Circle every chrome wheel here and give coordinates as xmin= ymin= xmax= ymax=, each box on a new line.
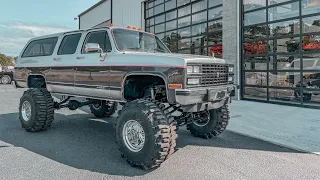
xmin=92 ymin=101 xmax=102 ymax=109
xmin=193 ymin=111 xmax=210 ymax=127
xmin=21 ymin=101 xmax=32 ymax=122
xmin=1 ymin=76 xmax=10 ymax=84
xmin=122 ymin=120 xmax=145 ymax=152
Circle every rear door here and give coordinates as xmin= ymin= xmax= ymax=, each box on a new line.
xmin=48 ymin=33 xmax=83 ymax=94
xmin=74 ymin=30 xmax=112 ymax=98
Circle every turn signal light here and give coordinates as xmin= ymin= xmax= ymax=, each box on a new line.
xmin=109 ymin=23 xmax=113 ymax=27
xmin=127 ymin=25 xmax=131 ymax=28
xmin=149 ymin=32 xmax=153 ymax=34
xmin=132 ymin=27 xmax=136 ymax=30
xmin=138 ymin=28 xmax=141 ymax=30
xmin=168 ymin=84 xmax=182 ymax=89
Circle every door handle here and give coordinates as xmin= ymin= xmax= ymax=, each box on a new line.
xmin=76 ymin=56 xmax=85 ymax=60
xmin=53 ymin=58 xmax=60 ymax=61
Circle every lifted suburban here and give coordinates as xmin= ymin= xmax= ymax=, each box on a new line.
xmin=13 ymin=26 xmax=236 ymax=169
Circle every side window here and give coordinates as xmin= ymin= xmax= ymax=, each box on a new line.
xmin=22 ymin=37 xmax=58 ymax=57
xmin=82 ymin=31 xmax=112 ymax=53
xmin=58 ymin=33 xmax=82 ymax=55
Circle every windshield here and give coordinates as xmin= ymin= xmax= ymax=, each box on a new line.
xmin=112 ymin=29 xmax=170 ymax=53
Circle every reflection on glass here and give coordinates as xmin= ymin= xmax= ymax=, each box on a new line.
xmin=166 ymin=10 xmax=177 ymax=21
xmin=302 ymin=54 xmax=320 ymax=70
xmin=157 ymin=33 xmax=165 ymax=41
xmin=243 ymin=0 xmax=266 ymax=11
xmin=244 ymin=56 xmax=269 ymax=70
xmin=303 ymin=35 xmax=320 ymax=51
xmin=178 ymin=49 xmax=191 ymax=54
xmin=207 ymin=20 xmax=222 ymax=32
xmin=244 ymin=9 xmax=266 ymax=26
xmin=244 ymin=25 xmax=268 ymax=41
xmin=165 ymin=0 xmax=176 ymax=11
xmin=302 ymin=0 xmax=320 ymax=16
xmin=148 ymin=8 xmax=154 ymax=18
xmin=207 ymin=31 xmax=223 ymax=45
xmin=150 ymin=18 xmax=155 ymax=26
xmin=191 ymin=47 xmax=208 ymax=55
xmin=302 ymin=72 xmax=320 ymax=89
xmin=178 ymin=16 xmax=191 ymax=28
xmin=269 ymin=55 xmax=300 ymax=71
xmin=208 ymin=6 xmax=223 ymax=20
xmin=155 ymin=23 xmax=165 ymax=33
xmin=192 ymin=11 xmax=207 ymax=24
xmin=268 ymin=2 xmax=299 ymax=22
xmin=192 ymin=0 xmax=207 ymax=13
xmin=245 ymin=72 xmax=268 ymax=86
xmin=302 ymin=15 xmax=320 ymax=34
xmin=177 ymin=0 xmax=190 ymax=7
xmin=155 ymin=0 xmax=164 ymax=6
xmin=166 ymin=20 xmax=177 ymax=31
xmin=244 ymin=40 xmax=267 ymax=55
xmin=191 ymin=36 xmax=207 ymax=47
xmin=178 ymin=38 xmax=191 ymax=49
xmin=269 ymin=88 xmax=299 ymax=103
xmin=244 ymin=87 xmax=267 ymax=100
xmin=178 ymin=27 xmax=191 ymax=38
xmin=165 ymin=41 xmax=178 ymax=52
xmin=269 ymin=37 xmax=300 ymax=53
xmin=209 ymin=0 xmax=222 ymax=8
xmin=269 ymin=71 xmax=300 ymax=87
xmin=209 ymin=45 xmax=222 ymax=57
xmin=178 ymin=5 xmax=191 ymax=17
xmin=268 ymin=0 xmax=291 ymax=5
xmin=192 ymin=23 xmax=207 ymax=36
xmin=155 ymin=14 xmax=165 ymax=24
xmin=269 ymin=19 xmax=300 ymax=37
xmin=165 ymin=30 xmax=179 ymax=41
xmin=154 ymin=4 xmax=164 ymax=15
xmin=147 ymin=1 xmax=154 ymax=9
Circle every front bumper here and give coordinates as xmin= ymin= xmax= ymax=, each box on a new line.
xmin=175 ymin=83 xmax=235 ymax=103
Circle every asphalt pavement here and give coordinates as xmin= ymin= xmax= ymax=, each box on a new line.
xmin=0 ymin=84 xmax=320 ymax=180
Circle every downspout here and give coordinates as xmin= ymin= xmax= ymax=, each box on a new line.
xmin=111 ymin=0 xmax=113 ymax=23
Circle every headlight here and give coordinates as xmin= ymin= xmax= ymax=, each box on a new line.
xmin=228 ymin=76 xmax=233 ymax=82
xmin=187 ymin=66 xmax=200 ymax=74
xmin=187 ymin=78 xmax=200 ymax=85
xmin=229 ymin=66 xmax=234 ymax=73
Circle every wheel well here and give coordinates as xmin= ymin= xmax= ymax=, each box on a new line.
xmin=28 ymin=75 xmax=46 ymax=88
xmin=123 ymin=75 xmax=167 ymax=101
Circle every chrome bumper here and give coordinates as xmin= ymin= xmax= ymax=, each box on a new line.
xmin=175 ymin=85 xmax=236 ymax=112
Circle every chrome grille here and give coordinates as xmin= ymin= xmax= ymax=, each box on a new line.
xmin=201 ymin=64 xmax=229 ymax=86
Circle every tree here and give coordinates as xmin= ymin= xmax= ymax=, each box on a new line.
xmin=0 ymin=53 xmax=15 ymax=66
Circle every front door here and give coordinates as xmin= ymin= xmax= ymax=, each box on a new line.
xmin=74 ymin=30 xmax=112 ymax=99
xmin=48 ymin=33 xmax=83 ymax=94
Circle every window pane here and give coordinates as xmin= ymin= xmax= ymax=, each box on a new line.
xmin=244 ymin=9 xmax=266 ymax=26
xmin=178 ymin=5 xmax=191 ymax=17
xmin=165 ymin=41 xmax=178 ymax=52
xmin=302 ymin=1 xmax=320 ymax=16
xmin=208 ymin=6 xmax=223 ymax=20
xmin=303 ymin=35 xmax=320 ymax=51
xmin=244 ymin=40 xmax=267 ymax=55
xmin=84 ymin=31 xmax=107 ymax=53
xmin=303 ymin=88 xmax=320 ymax=106
xmin=302 ymin=54 xmax=320 ymax=70
xmin=244 ymin=87 xmax=267 ymax=100
xmin=22 ymin=37 xmax=58 ymax=57
xmin=155 ymin=0 xmax=164 ymax=6
xmin=154 ymin=4 xmax=164 ymax=15
xmin=268 ymin=0 xmax=291 ymax=5
xmin=209 ymin=0 xmax=222 ymax=8
xmin=178 ymin=27 xmax=191 ymax=38
xmin=192 ymin=11 xmax=207 ymax=24
xmin=166 ymin=20 xmax=177 ymax=31
xmin=177 ymin=0 xmax=190 ymax=7
xmin=155 ymin=23 xmax=165 ymax=33
xmin=149 ymin=26 xmax=155 ymax=33
xmin=157 ymin=33 xmax=165 ymax=42
xmin=269 ymin=19 xmax=300 ymax=37
xmin=208 ymin=20 xmax=222 ymax=32
xmin=192 ymin=0 xmax=207 ymax=13
xmin=243 ymin=0 xmax=266 ymax=12
xmin=165 ymin=30 xmax=179 ymax=41
xmin=192 ymin=23 xmax=207 ymax=36
xmin=166 ymin=10 xmax=177 ymax=21
xmin=207 ymin=31 xmax=223 ymax=45
xmin=245 ymin=72 xmax=268 ymax=86
xmin=149 ymin=8 xmax=154 ymax=17
xmin=269 ymin=71 xmax=300 ymax=87
xmin=302 ymin=15 xmax=320 ymax=34
xmin=269 ymin=88 xmax=300 ymax=103
xmin=243 ymin=25 xmax=268 ymax=41
xmin=269 ymin=55 xmax=300 ymax=71
xmin=178 ymin=38 xmax=191 ymax=49
xmin=165 ymin=0 xmax=177 ymax=11
xmin=178 ymin=16 xmax=191 ymax=28
xmin=209 ymin=45 xmax=223 ymax=57
xmin=303 ymin=72 xmax=320 ymax=89
xmin=155 ymin=14 xmax=165 ymax=24
xmin=178 ymin=49 xmax=191 ymax=54
xmin=148 ymin=1 xmax=154 ymax=9
xmin=269 ymin=37 xmax=300 ymax=53
xmin=268 ymin=2 xmax=299 ymax=22
xmin=244 ymin=56 xmax=269 ymax=70
xmin=150 ymin=18 xmax=155 ymax=26
xmin=58 ymin=33 xmax=82 ymax=55
xmin=191 ymin=47 xmax=208 ymax=55
xmin=191 ymin=35 xmax=207 ymax=47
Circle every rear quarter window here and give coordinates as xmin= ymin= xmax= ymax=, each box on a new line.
xmin=22 ymin=37 xmax=58 ymax=57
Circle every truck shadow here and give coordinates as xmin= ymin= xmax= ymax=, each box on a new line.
xmin=0 ymin=111 xmax=302 ymax=177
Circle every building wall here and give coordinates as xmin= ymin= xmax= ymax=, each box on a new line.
xmin=79 ymin=0 xmax=111 ymax=29
xmin=113 ymin=0 xmax=144 ymax=28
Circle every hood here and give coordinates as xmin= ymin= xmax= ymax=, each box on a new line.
xmin=122 ymin=51 xmax=227 ymax=64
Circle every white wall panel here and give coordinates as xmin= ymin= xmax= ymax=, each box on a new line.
xmin=79 ymin=0 xmax=111 ymax=29
xmin=112 ymin=0 xmax=144 ymax=29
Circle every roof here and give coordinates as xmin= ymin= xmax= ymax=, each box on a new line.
xmin=78 ymin=0 xmax=107 ymax=17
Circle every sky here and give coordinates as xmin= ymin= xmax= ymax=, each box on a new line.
xmin=0 ymin=0 xmax=100 ymax=56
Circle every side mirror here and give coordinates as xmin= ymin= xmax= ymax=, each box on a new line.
xmin=84 ymin=43 xmax=103 ymax=53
